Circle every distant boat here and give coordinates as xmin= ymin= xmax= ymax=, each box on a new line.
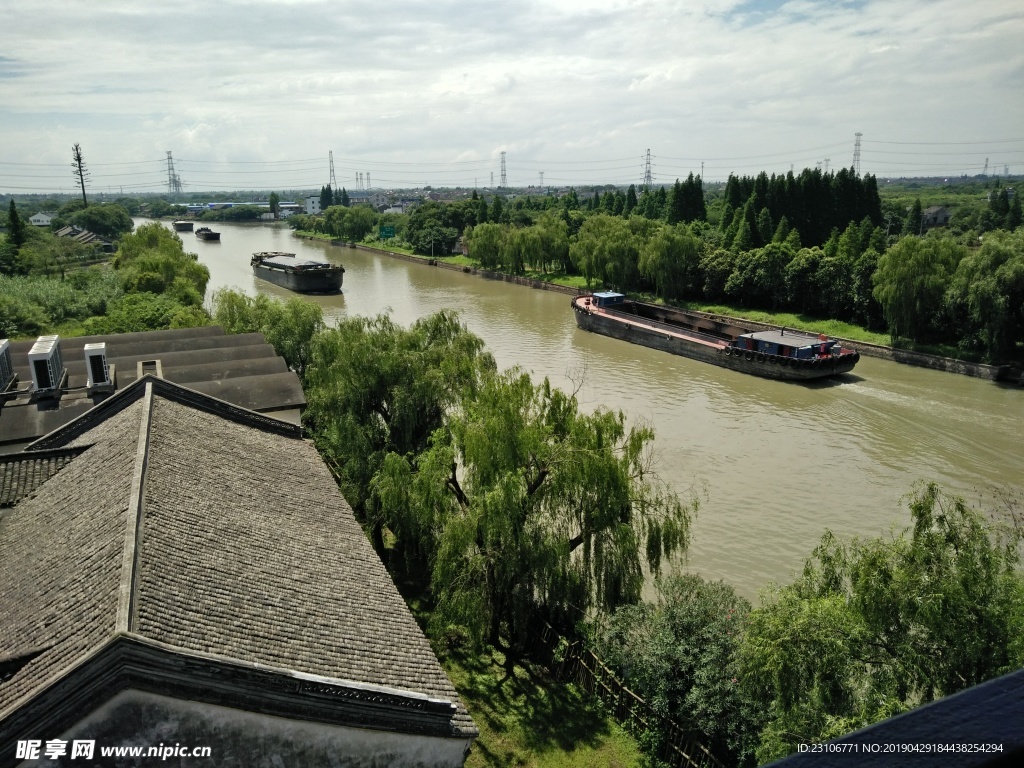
xmin=250 ymin=252 xmax=344 ymax=293
xmin=572 ymin=293 xmax=860 ymax=381
xmin=195 ymin=227 xmax=221 ymax=241
xmin=172 ymin=220 xmax=193 ymax=232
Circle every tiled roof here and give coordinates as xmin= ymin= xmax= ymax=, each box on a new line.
xmin=0 ymin=377 xmax=474 ymax=737
xmin=0 ymin=447 xmax=87 ymax=507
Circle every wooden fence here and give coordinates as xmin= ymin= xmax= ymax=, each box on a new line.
xmin=530 ymin=621 xmax=726 ymax=768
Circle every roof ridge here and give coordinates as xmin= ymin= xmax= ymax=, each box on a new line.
xmin=28 ymin=375 xmax=303 ymax=451
xmin=116 ymin=381 xmax=154 ymax=633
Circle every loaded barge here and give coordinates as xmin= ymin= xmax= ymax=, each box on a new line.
xmin=572 ymin=293 xmax=859 ymax=381
xmin=251 ymin=252 xmax=344 ymax=293
xmin=195 ymin=226 xmax=221 ymax=241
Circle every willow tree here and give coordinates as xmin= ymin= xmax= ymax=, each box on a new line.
xmin=303 ymin=311 xmax=495 ymax=557
xmin=872 ymin=235 xmax=965 ymax=344
xmin=373 ymin=368 xmax=696 ymax=648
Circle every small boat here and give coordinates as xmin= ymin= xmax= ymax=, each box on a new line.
xmin=172 ymin=220 xmax=193 ymax=232
xmin=251 ymin=252 xmax=344 ymax=293
xmin=571 ymin=292 xmax=859 ymax=381
xmin=195 ymin=227 xmax=221 ymax=241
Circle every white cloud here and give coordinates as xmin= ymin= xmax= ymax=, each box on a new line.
xmin=0 ymin=0 xmax=1021 ymax=191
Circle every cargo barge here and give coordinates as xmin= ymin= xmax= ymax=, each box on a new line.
xmin=172 ymin=220 xmax=193 ymax=232
xmin=195 ymin=227 xmax=221 ymax=241
xmin=251 ymin=252 xmax=344 ymax=293
xmin=572 ymin=293 xmax=859 ymax=381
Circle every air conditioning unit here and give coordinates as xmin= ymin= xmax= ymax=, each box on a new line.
xmin=84 ymin=343 xmax=111 ymax=387
xmin=0 ymin=339 xmax=15 ymax=391
xmin=28 ymin=335 xmax=65 ymax=394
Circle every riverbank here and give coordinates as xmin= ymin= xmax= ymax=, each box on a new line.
xmin=295 ymin=234 xmax=1018 ymax=383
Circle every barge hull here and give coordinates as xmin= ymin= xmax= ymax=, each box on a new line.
xmin=252 ymin=265 xmax=343 ymax=293
xmin=572 ymin=299 xmax=857 ymax=381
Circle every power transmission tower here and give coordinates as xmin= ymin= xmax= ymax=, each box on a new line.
xmin=824 ymin=158 xmax=830 ymax=174
xmin=490 ymin=172 xmax=494 ymax=188
xmin=367 ymin=172 xmax=371 ymax=189
xmin=500 ymin=151 xmax=507 ymax=187
xmin=165 ymin=151 xmax=182 ymax=196
xmin=643 ymin=149 xmax=653 ymax=188
xmin=853 ymin=132 xmax=862 ymax=175
xmin=166 ymin=151 xmax=175 ymax=196
xmin=982 ymin=158 xmax=989 ymax=176
xmin=1005 ymin=165 xmax=1010 ymax=177
xmin=72 ymin=143 xmax=90 ymax=207
xmin=329 ymin=151 xmax=338 ymax=189
xmin=539 ymin=171 xmax=544 ymax=188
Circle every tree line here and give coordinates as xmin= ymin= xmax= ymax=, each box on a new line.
xmin=1 ymin=218 xmax=210 ymax=339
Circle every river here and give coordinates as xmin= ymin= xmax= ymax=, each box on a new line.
xmin=165 ymin=220 xmax=1024 ymax=601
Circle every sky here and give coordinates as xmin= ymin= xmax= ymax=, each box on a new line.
xmin=1 ymin=0 xmax=1022 ymax=194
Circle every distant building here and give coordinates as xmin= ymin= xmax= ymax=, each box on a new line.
xmin=28 ymin=211 xmax=55 ymax=227
xmin=348 ymin=191 xmax=389 ymax=209
xmin=922 ymin=205 xmax=951 ymax=229
xmin=53 ymin=224 xmax=113 ymax=252
xmin=305 ymin=196 xmax=321 ymax=215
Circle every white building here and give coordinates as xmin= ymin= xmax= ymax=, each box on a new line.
xmin=305 ymin=196 xmax=322 ymax=215
xmin=29 ymin=211 xmax=56 ymax=227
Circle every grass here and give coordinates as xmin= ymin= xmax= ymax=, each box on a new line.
xmin=445 ymin=646 xmax=643 ymax=768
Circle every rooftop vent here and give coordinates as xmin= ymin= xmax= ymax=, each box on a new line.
xmin=0 ymin=339 xmax=14 ymax=392
xmin=28 ymin=335 xmax=66 ymax=395
xmin=137 ymin=359 xmax=163 ymax=379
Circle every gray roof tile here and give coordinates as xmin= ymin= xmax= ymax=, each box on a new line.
xmin=0 ymin=377 xmax=475 ymax=737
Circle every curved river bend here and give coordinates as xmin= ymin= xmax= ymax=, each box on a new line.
xmin=167 ymin=221 xmax=1024 ymax=601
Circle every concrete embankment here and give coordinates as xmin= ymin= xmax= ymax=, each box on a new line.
xmin=307 ymin=237 xmax=1015 ymax=383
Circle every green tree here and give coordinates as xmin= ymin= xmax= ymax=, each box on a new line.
xmin=19 ymin=236 xmax=91 ymax=280
xmin=1007 ymin=195 xmax=1022 ymax=230
xmin=873 ymin=236 xmax=965 ymax=343
xmin=535 ymin=212 xmax=570 ymax=274
xmin=466 ymin=223 xmax=505 ymax=269
xmin=212 ymin=289 xmax=325 ymax=378
xmin=490 ymin=194 xmax=505 ymax=224
xmin=115 ymin=222 xmax=210 ymax=299
xmin=69 ymin=203 xmax=133 ymax=239
xmin=785 ymin=247 xmax=823 ymax=315
xmin=596 ymin=575 xmax=761 ymax=766
xmin=83 ymin=292 xmax=210 ymax=334
xmin=303 ymin=312 xmax=496 ymax=554
xmin=373 ymin=369 xmax=695 ymax=647
xmin=945 ymin=228 xmax=1024 ymax=361
xmin=639 ymin=224 xmax=702 ymax=300
xmin=903 ymin=198 xmax=923 ymax=236
xmin=500 ymin=226 xmax=542 ymax=274
xmin=725 ymin=243 xmax=792 ymax=309
xmin=699 ymin=248 xmax=736 ymax=301
xmin=7 ymin=200 xmax=27 ymax=249
xmin=269 ymin=192 xmax=280 ymax=219
xmin=741 ymin=483 xmax=1024 ymax=763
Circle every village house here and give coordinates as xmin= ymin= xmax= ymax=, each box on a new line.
xmin=27 ymin=212 xmax=55 ymax=227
